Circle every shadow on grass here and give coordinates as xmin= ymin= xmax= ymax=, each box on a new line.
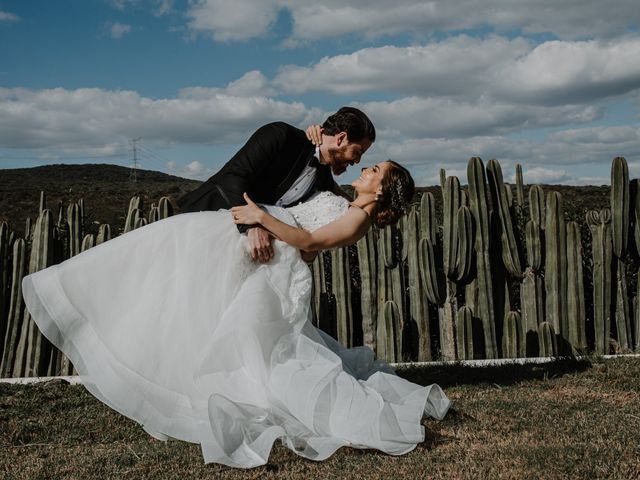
xmin=395 ymin=357 xmax=593 ymax=388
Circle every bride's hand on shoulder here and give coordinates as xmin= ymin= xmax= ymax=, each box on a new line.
xmin=305 ymin=124 xmax=323 ymax=146
xmin=231 ymin=193 xmax=265 ymax=225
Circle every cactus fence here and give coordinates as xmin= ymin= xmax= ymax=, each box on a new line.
xmin=1 ymin=157 xmax=639 ymax=378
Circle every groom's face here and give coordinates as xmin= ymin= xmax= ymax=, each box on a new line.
xmin=325 ymin=132 xmax=372 ymax=176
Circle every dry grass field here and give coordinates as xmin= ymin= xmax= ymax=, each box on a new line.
xmin=1 ymin=357 xmax=638 ymax=480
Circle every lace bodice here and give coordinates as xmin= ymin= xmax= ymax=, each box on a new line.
xmin=285 ymin=191 xmax=350 ymax=231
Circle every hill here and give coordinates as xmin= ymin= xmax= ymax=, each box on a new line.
xmin=0 ymin=164 xmax=201 ymax=236
xmin=0 ymin=164 xmax=612 ymax=238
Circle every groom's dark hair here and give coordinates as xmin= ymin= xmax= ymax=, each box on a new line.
xmin=322 ymin=107 xmax=376 ymax=143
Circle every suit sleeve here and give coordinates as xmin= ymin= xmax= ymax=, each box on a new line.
xmin=219 ymin=123 xmax=289 ymax=233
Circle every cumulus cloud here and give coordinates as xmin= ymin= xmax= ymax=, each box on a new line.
xmin=166 ymin=159 xmax=214 ymax=180
xmin=0 ymin=87 xmax=320 ymax=150
xmin=186 ymin=0 xmax=280 ymax=41
xmin=185 ymin=0 xmax=640 ymax=43
xmin=179 ymin=71 xmax=276 ymax=98
xmin=0 ymin=11 xmax=19 ymax=22
xmin=273 ymin=35 xmax=640 ymax=106
xmin=109 ymin=22 xmax=132 ymax=39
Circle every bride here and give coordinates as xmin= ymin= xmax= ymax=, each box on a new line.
xmin=22 ymin=159 xmax=450 ymax=468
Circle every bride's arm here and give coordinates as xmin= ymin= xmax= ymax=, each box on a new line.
xmin=231 ymin=193 xmax=370 ymax=251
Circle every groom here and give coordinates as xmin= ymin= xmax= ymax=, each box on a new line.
xmin=177 ymin=106 xmax=376 ymax=263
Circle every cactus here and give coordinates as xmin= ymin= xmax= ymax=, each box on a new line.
xmin=636 ymin=267 xmax=640 ymax=352
xmin=419 ymin=192 xmax=437 ymax=243
xmin=96 ymin=224 xmax=111 ymax=245
xmin=24 ymin=217 xmax=32 ymax=239
xmin=538 ymin=321 xmax=557 ymax=357
xmin=566 ymin=221 xmax=586 ymax=352
xmin=439 ymin=168 xmax=446 ymax=191
xmin=81 ymin=233 xmax=95 ymax=252
xmin=529 ymin=185 xmax=545 ymax=229
xmin=377 ymin=300 xmax=399 ymax=363
xmin=456 ymin=306 xmax=474 ymax=360
xmin=310 ymin=253 xmax=326 ymax=328
xmin=611 ymin=157 xmax=629 ymax=259
xmin=442 ymin=176 xmax=461 ymax=279
xmin=487 ymin=159 xmax=522 ymax=278
xmin=134 ymin=215 xmax=147 ymax=230
xmin=467 ymin=157 xmax=497 ymax=358
xmin=0 ymin=239 xmax=26 ymax=377
xmin=587 ymin=209 xmax=613 ymax=354
xmin=455 ymin=206 xmax=474 ymax=282
xmin=331 ymin=247 xmax=353 ymax=347
xmin=317 ymin=291 xmax=336 ymax=338
xmin=158 ymin=197 xmax=174 ymax=220
xmin=610 ymin=157 xmax=632 ymax=351
xmin=0 ymin=223 xmax=9 ymax=356
xmin=525 ymin=220 xmax=543 ymax=271
xmin=419 ymin=237 xmax=443 ymax=305
xmin=404 ymin=207 xmax=431 ymax=360
xmin=521 ymin=270 xmax=543 ymax=356
xmin=39 ymin=191 xmax=46 ymax=214
xmin=124 ymin=196 xmax=143 ymax=233
xmin=67 ymin=202 xmax=82 ymax=257
xmin=502 ymin=311 xmax=522 ymax=358
xmin=148 ymin=204 xmax=159 ymax=223
xmin=357 ymin=229 xmax=377 ymax=350
xmin=544 ymin=192 xmax=567 ymax=348
xmin=17 ymin=210 xmax=54 ymax=376
xmin=515 ymin=164 xmax=525 ymax=207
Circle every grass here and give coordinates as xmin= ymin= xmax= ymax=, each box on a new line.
xmin=1 ymin=357 xmax=639 ymax=479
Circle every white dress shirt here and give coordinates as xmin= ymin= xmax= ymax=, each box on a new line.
xmin=275 ymin=147 xmax=320 ymax=207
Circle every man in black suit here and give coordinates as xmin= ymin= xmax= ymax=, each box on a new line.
xmin=177 ymin=106 xmax=376 ymax=263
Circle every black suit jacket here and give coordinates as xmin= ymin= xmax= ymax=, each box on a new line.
xmin=177 ymin=122 xmax=337 ymax=232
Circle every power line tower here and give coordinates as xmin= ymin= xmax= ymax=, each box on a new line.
xmin=129 ymin=137 xmax=141 ymax=182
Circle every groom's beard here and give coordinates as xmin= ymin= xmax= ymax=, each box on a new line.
xmin=326 ymin=146 xmax=349 ymax=176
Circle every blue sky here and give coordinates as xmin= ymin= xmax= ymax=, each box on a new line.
xmin=1 ymin=0 xmax=639 ymax=186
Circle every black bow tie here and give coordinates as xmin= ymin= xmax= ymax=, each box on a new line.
xmin=308 ymin=156 xmax=321 ymax=168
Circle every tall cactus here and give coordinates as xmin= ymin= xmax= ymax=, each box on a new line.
xmin=158 ymin=197 xmax=174 ymax=220
xmin=529 ymin=185 xmax=545 ymax=230
xmin=404 ymin=207 xmax=431 ymax=361
xmin=357 ymin=229 xmax=377 ymax=351
xmin=456 ymin=305 xmax=474 ymax=360
xmin=17 ymin=210 xmax=55 ymax=376
xmin=502 ymin=311 xmax=522 ymax=358
xmin=377 ymin=300 xmax=399 ymax=363
xmin=0 ymin=223 xmax=9 ymax=358
xmin=67 ymin=202 xmax=82 ymax=257
xmin=487 ymin=159 xmax=522 ymax=278
xmin=0 ymin=239 xmax=26 ymax=377
xmin=610 ymin=157 xmax=632 ymax=351
xmin=538 ymin=321 xmax=557 ymax=357
xmin=330 ymin=247 xmax=353 ymax=347
xmin=420 ymin=192 xmax=437 ymax=243
xmin=124 ymin=196 xmax=143 ymax=233
xmin=96 ymin=224 xmax=111 ymax=245
xmin=467 ymin=157 xmax=497 ymax=358
xmin=566 ymin=221 xmax=586 ymax=352
xmin=544 ymin=192 xmax=567 ymax=350
xmin=587 ymin=209 xmax=613 ymax=354
xmin=455 ymin=206 xmax=474 ymax=282
xmin=515 ymin=164 xmax=525 ymax=208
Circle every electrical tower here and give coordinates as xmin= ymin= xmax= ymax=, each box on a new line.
xmin=129 ymin=137 xmax=141 ymax=182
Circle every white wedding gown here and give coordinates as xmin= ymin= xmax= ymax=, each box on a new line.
xmin=22 ymin=191 xmax=450 ymax=468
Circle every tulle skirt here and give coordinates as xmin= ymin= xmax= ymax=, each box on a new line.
xmin=22 ymin=207 xmax=450 ymax=468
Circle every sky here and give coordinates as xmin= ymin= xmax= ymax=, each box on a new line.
xmin=1 ymin=0 xmax=639 ymax=186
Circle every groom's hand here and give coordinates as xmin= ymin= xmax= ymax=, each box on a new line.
xmin=247 ymin=227 xmax=274 ymax=263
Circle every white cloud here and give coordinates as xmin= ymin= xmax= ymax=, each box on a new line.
xmin=184 ymin=1 xmax=640 ymax=43
xmin=274 ymin=35 xmax=530 ymax=96
xmin=0 ymin=87 xmax=320 ymax=150
xmin=0 ymin=11 xmax=19 ymax=22
xmin=520 ymin=167 xmax=570 ymax=184
xmin=186 ymin=0 xmax=280 ymax=41
xmin=273 ymin=35 xmax=640 ymax=106
xmin=179 ymin=71 xmax=276 ymax=98
xmin=358 ymin=96 xmax=602 ymax=138
xmin=109 ymin=22 xmax=132 ymax=39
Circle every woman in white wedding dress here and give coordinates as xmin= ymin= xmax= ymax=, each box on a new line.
xmin=21 ymin=160 xmax=450 ymax=468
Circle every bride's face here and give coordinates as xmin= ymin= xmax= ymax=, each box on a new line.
xmin=351 ymin=161 xmax=392 ymax=195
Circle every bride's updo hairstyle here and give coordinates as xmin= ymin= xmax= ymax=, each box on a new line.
xmin=375 ymin=161 xmax=415 ymax=228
